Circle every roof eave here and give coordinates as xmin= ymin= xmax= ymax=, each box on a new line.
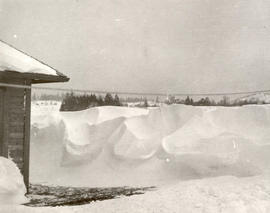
xmin=32 ymin=75 xmax=70 ymax=84
xmin=0 ymin=70 xmax=70 ymax=84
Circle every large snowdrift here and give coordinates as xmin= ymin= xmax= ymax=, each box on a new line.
xmin=30 ymin=104 xmax=270 ymax=187
xmin=0 ymin=157 xmax=28 ymax=205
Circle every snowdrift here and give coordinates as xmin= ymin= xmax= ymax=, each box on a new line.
xmin=30 ymin=104 xmax=270 ymax=187
xmin=0 ymin=157 xmax=28 ymax=205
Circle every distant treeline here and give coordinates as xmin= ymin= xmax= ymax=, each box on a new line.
xmin=33 ymin=92 xmax=268 ymax=110
xmin=166 ymin=95 xmax=268 ymax=106
xmin=32 ymin=93 xmax=64 ymax=101
xmin=60 ymin=92 xmax=122 ymax=111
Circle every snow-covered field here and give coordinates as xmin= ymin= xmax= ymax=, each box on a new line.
xmin=1 ymin=101 xmax=270 ymax=212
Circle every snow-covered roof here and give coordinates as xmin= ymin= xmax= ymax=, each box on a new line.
xmin=0 ymin=40 xmax=69 ymax=83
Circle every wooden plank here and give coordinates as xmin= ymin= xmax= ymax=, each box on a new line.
xmin=8 ymin=138 xmax=24 ymax=146
xmin=23 ymin=86 xmax=31 ymax=192
xmin=9 ymin=93 xmax=24 ymax=98
xmin=2 ymin=88 xmax=9 ymax=158
xmin=9 ymin=92 xmax=25 ymax=98
xmin=8 ymin=98 xmax=25 ymax=105
xmin=9 ymin=109 xmax=25 ymax=115
xmin=0 ymin=78 xmax=26 ymax=85
xmin=0 ymin=89 xmax=4 ymax=156
xmin=9 ymin=108 xmax=25 ymax=114
xmin=9 ymin=132 xmax=24 ymax=139
xmin=8 ymin=144 xmax=23 ymax=150
xmin=9 ymin=121 xmax=25 ymax=126
xmin=9 ymin=113 xmax=25 ymax=122
xmin=9 ymin=148 xmax=23 ymax=157
xmin=9 ymin=102 xmax=24 ymax=107
xmin=9 ymin=98 xmax=25 ymax=104
xmin=9 ymin=125 xmax=24 ymax=133
xmin=7 ymin=87 xmax=25 ymax=92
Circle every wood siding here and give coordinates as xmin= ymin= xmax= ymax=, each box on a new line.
xmin=0 ymin=88 xmax=5 ymax=156
xmin=0 ymin=79 xmax=31 ymax=190
xmin=23 ymin=87 xmax=31 ymax=191
xmin=7 ymin=87 xmax=25 ymax=172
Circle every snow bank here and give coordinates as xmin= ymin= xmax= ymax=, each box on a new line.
xmin=30 ymin=104 xmax=270 ymax=187
xmin=65 ymin=175 xmax=270 ymax=213
xmin=0 ymin=157 xmax=28 ymax=205
xmin=5 ymin=175 xmax=270 ymax=213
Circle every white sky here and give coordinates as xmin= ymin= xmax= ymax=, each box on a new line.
xmin=0 ymin=0 xmax=270 ymax=94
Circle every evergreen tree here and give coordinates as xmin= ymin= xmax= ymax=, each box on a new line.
xmin=143 ymin=98 xmax=149 ymax=108
xmin=155 ymin=96 xmax=160 ymax=104
xmin=97 ymin=95 xmax=104 ymax=106
xmin=210 ymin=99 xmax=217 ymax=106
xmin=185 ymin=96 xmax=191 ymax=105
xmin=104 ymin=93 xmax=114 ymax=105
xmin=204 ymin=97 xmax=211 ymax=106
xmin=114 ymin=94 xmax=121 ymax=106
xmin=168 ymin=95 xmax=176 ymax=104
xmin=190 ymin=98 xmax=194 ymax=105
xmin=218 ymin=96 xmax=230 ymax=106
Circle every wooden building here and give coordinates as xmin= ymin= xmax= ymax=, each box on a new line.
xmin=0 ymin=40 xmax=69 ymax=190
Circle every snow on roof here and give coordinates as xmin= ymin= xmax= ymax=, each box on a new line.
xmin=0 ymin=40 xmax=67 ymax=79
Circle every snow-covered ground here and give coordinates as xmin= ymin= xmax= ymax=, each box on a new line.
xmin=2 ymin=175 xmax=270 ymax=213
xmin=1 ymin=102 xmax=270 ymax=212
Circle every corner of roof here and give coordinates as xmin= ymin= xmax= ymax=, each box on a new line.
xmin=0 ymin=39 xmax=69 ymax=79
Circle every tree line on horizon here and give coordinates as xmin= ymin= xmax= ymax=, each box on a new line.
xmin=166 ymin=95 xmax=268 ymax=106
xmin=59 ymin=92 xmax=122 ymax=111
xmin=32 ymin=92 xmax=268 ymax=111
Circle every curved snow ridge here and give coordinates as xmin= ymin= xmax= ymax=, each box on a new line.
xmin=109 ymin=115 xmax=162 ymax=160
xmin=161 ymin=113 xmax=224 ymax=155
xmin=61 ymin=117 xmax=126 ymax=166
xmin=30 ymin=104 xmax=270 ymax=186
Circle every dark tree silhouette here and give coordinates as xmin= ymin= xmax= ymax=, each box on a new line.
xmin=143 ymin=98 xmax=149 ymax=108
xmin=104 ymin=93 xmax=114 ymax=105
xmin=184 ymin=96 xmax=191 ymax=105
xmin=60 ymin=92 xmax=123 ymax=111
xmin=114 ymin=94 xmax=121 ymax=106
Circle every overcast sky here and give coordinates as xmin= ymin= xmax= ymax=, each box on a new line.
xmin=0 ymin=0 xmax=270 ymax=94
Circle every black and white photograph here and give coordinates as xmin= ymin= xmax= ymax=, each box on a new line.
xmin=0 ymin=0 xmax=270 ymax=212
